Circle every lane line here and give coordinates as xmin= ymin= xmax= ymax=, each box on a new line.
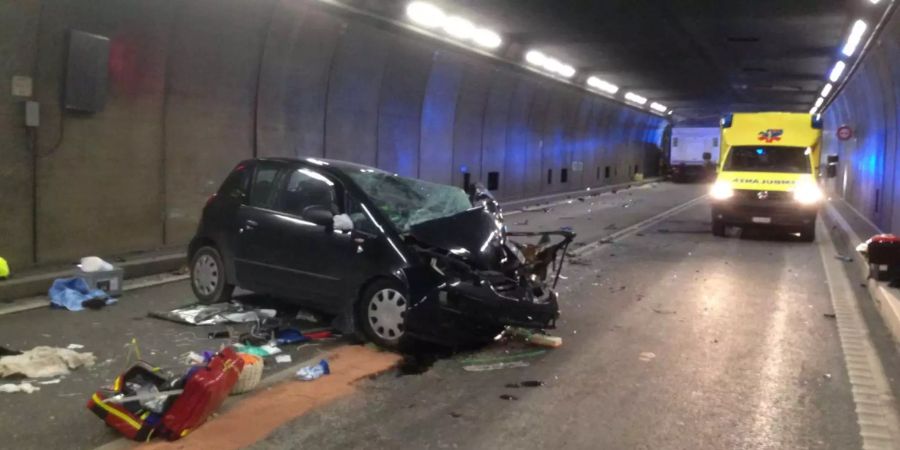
xmin=818 ymin=219 xmax=900 ymax=450
xmin=570 ymin=194 xmax=709 ymax=257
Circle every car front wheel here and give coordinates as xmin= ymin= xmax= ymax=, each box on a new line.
xmin=190 ymin=246 xmax=235 ymax=305
xmin=358 ymin=280 xmax=409 ymax=349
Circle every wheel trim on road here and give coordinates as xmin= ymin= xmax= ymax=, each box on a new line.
xmin=193 ymin=254 xmax=219 ymax=296
xmin=368 ymin=288 xmax=407 ymax=340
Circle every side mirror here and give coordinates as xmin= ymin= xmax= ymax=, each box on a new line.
xmin=702 ymin=152 xmax=712 ymax=161
xmin=302 ymin=206 xmax=334 ymax=228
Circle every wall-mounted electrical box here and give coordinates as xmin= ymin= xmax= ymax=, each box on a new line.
xmin=64 ymin=30 xmax=110 ymax=112
xmin=25 ymin=101 xmax=39 ymax=127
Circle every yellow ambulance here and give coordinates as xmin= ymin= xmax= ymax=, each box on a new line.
xmin=710 ymin=112 xmax=824 ymax=241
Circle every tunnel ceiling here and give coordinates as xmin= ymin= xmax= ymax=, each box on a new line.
xmin=346 ymin=0 xmax=861 ymax=126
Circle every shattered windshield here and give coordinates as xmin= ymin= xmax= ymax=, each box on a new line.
xmin=348 ymin=170 xmax=473 ymax=231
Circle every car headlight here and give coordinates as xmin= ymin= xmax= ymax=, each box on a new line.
xmin=710 ymin=180 xmax=734 ymax=200
xmin=793 ymin=182 xmax=823 ymax=205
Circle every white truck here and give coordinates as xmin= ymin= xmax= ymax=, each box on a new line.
xmin=670 ymin=127 xmax=719 ymax=182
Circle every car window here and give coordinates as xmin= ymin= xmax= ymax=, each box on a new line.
xmin=347 ymin=195 xmax=380 ymax=235
xmin=248 ymin=163 xmax=281 ymax=209
xmin=274 ymin=167 xmax=339 ymax=217
xmin=218 ymin=162 xmax=251 ymax=202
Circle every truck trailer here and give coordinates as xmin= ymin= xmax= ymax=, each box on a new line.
xmin=669 ymin=127 xmax=719 ymax=182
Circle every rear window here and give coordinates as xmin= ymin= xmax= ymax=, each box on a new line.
xmin=724 ymin=146 xmax=811 ymax=174
xmin=218 ymin=162 xmax=251 ymax=201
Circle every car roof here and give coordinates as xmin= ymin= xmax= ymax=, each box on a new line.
xmin=255 ymin=157 xmax=384 ymax=176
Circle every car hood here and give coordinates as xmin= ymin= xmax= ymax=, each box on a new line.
xmin=408 ymin=207 xmax=505 ymax=270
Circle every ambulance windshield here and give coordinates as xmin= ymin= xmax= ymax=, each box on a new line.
xmin=724 ymin=146 xmax=811 ymax=174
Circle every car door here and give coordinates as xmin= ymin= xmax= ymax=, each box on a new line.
xmin=266 ymin=165 xmax=369 ymax=304
xmin=233 ymin=161 xmax=289 ymax=292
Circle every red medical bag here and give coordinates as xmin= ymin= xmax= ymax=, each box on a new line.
xmin=868 ymin=234 xmax=900 ymax=265
xmin=156 ymin=346 xmax=244 ymax=440
xmin=87 ymin=361 xmax=172 ymax=441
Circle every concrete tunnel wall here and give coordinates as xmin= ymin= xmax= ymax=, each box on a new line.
xmin=0 ymin=0 xmax=667 ymax=270
xmin=824 ymin=8 xmax=900 ymax=233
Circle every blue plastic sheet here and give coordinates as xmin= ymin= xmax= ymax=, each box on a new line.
xmin=48 ymin=277 xmax=114 ymax=311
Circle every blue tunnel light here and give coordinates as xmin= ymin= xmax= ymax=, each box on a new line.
xmin=756 ymin=148 xmax=765 ymax=155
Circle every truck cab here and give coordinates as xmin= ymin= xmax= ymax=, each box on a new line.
xmin=710 ymin=112 xmax=825 ymax=242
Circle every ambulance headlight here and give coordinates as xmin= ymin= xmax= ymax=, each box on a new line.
xmin=793 ymin=182 xmax=823 ymax=205
xmin=710 ymin=180 xmax=734 ymax=200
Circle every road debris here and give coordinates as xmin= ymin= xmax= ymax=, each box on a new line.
xmin=149 ymin=302 xmax=276 ymax=326
xmin=834 ymin=255 xmax=854 ymax=263
xmin=823 ymin=313 xmax=836 ymax=319
xmin=499 ymin=394 xmax=519 ymax=401
xmin=0 ymin=346 xmax=96 ymax=378
xmin=296 ymin=359 xmax=330 ymax=381
xmin=463 ymin=361 xmax=530 ymax=372
xmin=275 ymin=354 xmax=293 ymax=364
xmin=0 ymin=381 xmax=40 ymax=394
xmin=505 ymin=327 xmax=563 ymax=348
xmin=48 ymin=277 xmax=115 ymax=311
xmin=639 ymin=352 xmax=656 ymax=362
xmin=652 ymin=308 xmax=677 ymax=315
xmin=232 ymin=353 xmax=263 ymax=395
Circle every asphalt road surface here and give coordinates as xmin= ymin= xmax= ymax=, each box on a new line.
xmin=4 ymin=182 xmax=900 ymax=450
xmin=252 ymin=183 xmax=900 ymax=450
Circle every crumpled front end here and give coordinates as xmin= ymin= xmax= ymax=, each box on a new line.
xmin=403 ymin=228 xmax=574 ymax=344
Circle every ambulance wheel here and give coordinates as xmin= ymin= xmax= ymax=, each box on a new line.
xmin=712 ymin=219 xmax=726 ymax=237
xmin=358 ymin=279 xmax=409 ymax=350
xmin=799 ymin=223 xmax=816 ymax=242
xmin=191 ymin=246 xmax=234 ymax=305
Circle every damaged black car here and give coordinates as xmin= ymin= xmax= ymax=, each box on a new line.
xmin=189 ymin=158 xmax=574 ymax=348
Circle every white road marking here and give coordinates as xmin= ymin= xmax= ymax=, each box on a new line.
xmin=570 ymin=194 xmax=709 ymax=257
xmin=818 ymin=219 xmax=900 ymax=450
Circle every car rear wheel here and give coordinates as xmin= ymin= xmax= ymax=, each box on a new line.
xmin=358 ymin=280 xmax=409 ymax=349
xmin=712 ymin=218 xmax=726 ymax=237
xmin=190 ymin=246 xmax=235 ymax=305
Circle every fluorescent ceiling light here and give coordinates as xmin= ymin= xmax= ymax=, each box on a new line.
xmin=406 ymin=2 xmax=445 ymax=29
xmin=814 ymin=97 xmax=824 ymax=108
xmin=870 ymin=0 xmax=881 ymax=4
xmin=525 ymin=50 xmax=546 ymax=66
xmin=810 ymin=106 xmax=818 ymax=114
xmin=842 ymin=20 xmax=868 ymax=56
xmin=587 ymin=76 xmax=619 ymax=94
xmin=443 ymin=16 xmax=475 ymax=39
xmin=541 ymin=57 xmax=563 ymax=73
xmin=667 ymin=110 xmax=674 ymax=116
xmin=558 ymin=64 xmax=576 ymax=78
xmin=820 ymin=83 xmax=833 ymax=97
xmin=472 ymin=28 xmax=502 ymax=49
xmin=829 ymin=61 xmax=846 ymax=82
xmin=624 ymin=92 xmax=648 ymax=105
xmin=650 ymin=102 xmax=668 ymax=113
